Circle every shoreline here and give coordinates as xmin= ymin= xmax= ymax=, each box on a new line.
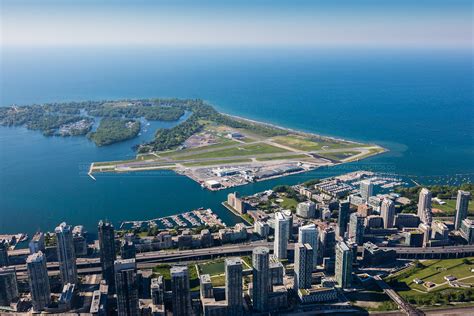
xmin=89 ymin=107 xmax=388 ymax=190
xmin=221 ymin=112 xmax=378 ymax=148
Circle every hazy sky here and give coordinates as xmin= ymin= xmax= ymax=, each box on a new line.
xmin=1 ymin=0 xmax=472 ymax=48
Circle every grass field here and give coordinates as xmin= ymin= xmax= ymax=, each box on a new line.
xmin=210 ymin=275 xmax=226 ymax=287
xmin=271 ymin=134 xmax=356 ymax=151
xmin=274 ymin=197 xmax=298 ymax=210
xmin=173 ymin=143 xmax=290 ymax=160
xmin=152 ymin=263 xmax=200 ymax=291
xmin=256 ymin=154 xmax=309 ymax=161
xmin=157 ymin=138 xmax=238 ymax=157
xmin=318 ymin=151 xmax=360 ymax=161
xmin=271 ymin=135 xmax=322 ymax=151
xmin=386 ymin=257 xmax=474 ymax=307
xmin=199 ymin=259 xmax=225 ymax=276
xmin=182 ymin=158 xmax=252 ymax=167
xmin=432 ymin=199 xmax=474 ymax=215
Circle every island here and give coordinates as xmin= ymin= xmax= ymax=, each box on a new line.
xmin=0 ymin=99 xmax=188 ymax=141
xmin=88 ymin=118 xmax=141 ymax=146
xmin=0 ymin=98 xmax=387 ymax=189
xmin=87 ymin=99 xmax=387 ymax=190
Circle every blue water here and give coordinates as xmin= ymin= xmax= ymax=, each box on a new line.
xmin=0 ymin=47 xmax=473 ymax=235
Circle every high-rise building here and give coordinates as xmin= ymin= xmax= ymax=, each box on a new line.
xmin=418 ymin=188 xmax=432 ymax=225
xmin=296 ymin=201 xmax=316 ymax=218
xmin=455 ymin=190 xmax=471 ymax=230
xmin=252 ymin=247 xmax=270 ymax=312
xmin=98 ymin=220 xmax=116 ymax=289
xmin=29 ymin=232 xmax=45 ymax=255
xmin=120 ymin=240 xmax=136 ymax=260
xmin=282 ymin=209 xmax=293 ymax=239
xmin=225 ymin=258 xmax=243 ymax=316
xmin=151 ymin=276 xmax=165 ymax=305
xmin=348 ymin=213 xmax=365 ymax=245
xmin=0 ymin=239 xmax=9 ymax=267
xmin=298 ymin=224 xmax=318 ymax=268
xmin=171 ymin=266 xmax=192 ymax=316
xmin=114 ymin=258 xmax=139 ymax=316
xmin=335 ymin=241 xmax=352 ymax=289
xmin=337 ymin=201 xmax=350 ymax=237
xmin=26 ymin=251 xmax=51 ymax=311
xmin=274 ymin=212 xmax=290 ymax=259
xmin=381 ymin=198 xmax=396 ymax=228
xmin=0 ymin=266 xmax=18 ymax=306
xmin=360 ymin=180 xmax=373 ymax=202
xmin=294 ymin=243 xmax=313 ymax=290
xmin=55 ymin=222 xmax=77 ymax=285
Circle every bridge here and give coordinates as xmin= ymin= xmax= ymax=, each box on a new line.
xmin=374 ymin=275 xmax=424 ymax=316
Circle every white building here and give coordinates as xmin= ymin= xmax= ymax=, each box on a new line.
xmin=360 ymin=180 xmax=373 ymax=202
xmin=296 ymin=201 xmax=316 ymax=218
xmin=274 ymin=212 xmax=290 ymax=259
xmin=381 ymin=198 xmax=396 ymax=228
xmin=455 ymin=190 xmax=471 ymax=230
xmin=298 ymin=224 xmax=319 ymax=267
xmin=418 ymin=188 xmax=432 ymax=225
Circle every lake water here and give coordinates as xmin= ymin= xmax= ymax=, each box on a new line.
xmin=0 ymin=47 xmax=472 ymax=235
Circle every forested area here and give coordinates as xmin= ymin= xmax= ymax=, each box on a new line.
xmin=88 ymin=118 xmax=140 ymax=146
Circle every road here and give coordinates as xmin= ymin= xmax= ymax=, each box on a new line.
xmin=12 ymin=240 xmax=274 ymax=279
xmin=10 ymin=242 xmax=474 ymax=261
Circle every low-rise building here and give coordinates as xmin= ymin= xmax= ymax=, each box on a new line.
xmin=362 ymin=242 xmax=396 ymax=266
xmin=219 ymin=224 xmax=247 ymax=244
xmin=349 ymin=195 xmax=365 ymax=206
xmin=178 ymin=230 xmax=193 ymax=250
xmin=403 ymin=230 xmax=424 ymax=247
xmin=200 ymin=229 xmax=213 ymax=248
xmin=431 ymin=221 xmax=449 ymax=241
xmin=297 ymin=286 xmax=338 ymax=304
xmin=296 ymin=201 xmax=316 ymax=219
xmin=254 ymin=221 xmax=270 ymax=238
xmin=460 ymin=218 xmax=474 ymax=244
xmin=395 ymin=214 xmax=420 ymax=229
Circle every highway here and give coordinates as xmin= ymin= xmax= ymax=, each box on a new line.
xmin=12 ymin=240 xmax=274 ymax=279
xmin=11 ymin=242 xmax=474 ymax=272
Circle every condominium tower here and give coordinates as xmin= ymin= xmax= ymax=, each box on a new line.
xmin=274 ymin=212 xmax=290 ymax=259
xmin=26 ymin=251 xmax=51 ymax=312
xmin=98 ymin=220 xmax=116 ymax=289
xmin=171 ymin=266 xmax=192 ymax=316
xmin=225 ymin=258 xmax=243 ymax=316
xmin=114 ymin=258 xmax=139 ymax=316
xmin=298 ymin=224 xmax=319 ymax=267
xmin=55 ymin=222 xmax=77 ymax=285
xmin=455 ymin=190 xmax=471 ymax=230
xmin=252 ymin=247 xmax=270 ymax=312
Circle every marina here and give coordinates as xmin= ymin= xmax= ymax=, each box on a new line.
xmin=119 ymin=208 xmax=226 ymax=231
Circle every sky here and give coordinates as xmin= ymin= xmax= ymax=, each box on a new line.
xmin=1 ymin=0 xmax=472 ymax=49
